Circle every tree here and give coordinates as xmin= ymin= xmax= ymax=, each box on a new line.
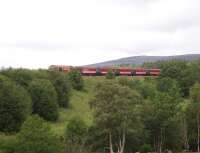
xmin=117 ymin=77 xmax=134 ymax=88
xmin=64 ymin=117 xmax=89 ymax=153
xmin=90 ymin=81 xmax=142 ymax=153
xmin=16 ymin=115 xmax=60 ymax=153
xmin=1 ymin=68 xmax=34 ymax=89
xmin=157 ymin=77 xmax=178 ymax=93
xmin=68 ymin=70 xmax=84 ymax=90
xmin=29 ymin=79 xmax=58 ymax=121
xmin=158 ymin=60 xmax=190 ymax=97
xmin=65 ymin=117 xmax=87 ymax=143
xmin=144 ymin=91 xmax=181 ymax=153
xmin=139 ymin=82 xmax=156 ymax=100
xmin=48 ymin=71 xmax=71 ymax=108
xmin=177 ymin=101 xmax=190 ymax=151
xmin=0 ymin=75 xmax=32 ymax=132
xmin=105 ymin=69 xmax=115 ymax=79
xmin=189 ymin=83 xmax=200 ymax=152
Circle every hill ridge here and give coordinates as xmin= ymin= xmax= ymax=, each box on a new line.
xmin=86 ymin=54 xmax=200 ymax=67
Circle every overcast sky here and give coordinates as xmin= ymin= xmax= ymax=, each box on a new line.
xmin=0 ymin=0 xmax=200 ymax=68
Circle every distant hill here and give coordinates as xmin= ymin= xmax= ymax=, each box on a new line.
xmin=86 ymin=54 xmax=200 ymax=67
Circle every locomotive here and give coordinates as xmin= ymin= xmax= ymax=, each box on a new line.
xmin=49 ymin=65 xmax=160 ymax=76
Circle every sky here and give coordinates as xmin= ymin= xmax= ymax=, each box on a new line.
xmin=0 ymin=0 xmax=200 ymax=68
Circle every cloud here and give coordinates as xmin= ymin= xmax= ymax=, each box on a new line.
xmin=0 ymin=0 xmax=199 ymax=68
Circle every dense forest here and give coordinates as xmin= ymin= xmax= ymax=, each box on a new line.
xmin=0 ymin=59 xmax=200 ymax=153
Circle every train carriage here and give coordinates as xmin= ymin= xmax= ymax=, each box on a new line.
xmin=81 ymin=67 xmax=97 ymax=76
xmin=49 ymin=65 xmax=160 ymax=76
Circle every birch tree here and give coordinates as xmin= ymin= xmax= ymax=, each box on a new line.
xmin=90 ymin=80 xmax=142 ymax=153
xmin=190 ymin=83 xmax=200 ymax=152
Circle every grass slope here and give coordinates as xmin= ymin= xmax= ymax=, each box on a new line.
xmin=51 ymin=76 xmax=105 ymax=136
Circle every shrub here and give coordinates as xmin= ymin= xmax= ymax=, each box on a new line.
xmin=68 ymin=70 xmax=84 ymax=90
xmin=65 ymin=117 xmax=88 ymax=153
xmin=0 ymin=75 xmax=32 ymax=132
xmin=29 ymin=79 xmax=58 ymax=121
xmin=16 ymin=115 xmax=60 ymax=153
xmin=139 ymin=144 xmax=152 ymax=153
xmin=65 ymin=117 xmax=87 ymax=143
xmin=48 ymin=71 xmax=71 ymax=108
xmin=105 ymin=69 xmax=115 ymax=79
xmin=1 ymin=68 xmax=34 ymax=89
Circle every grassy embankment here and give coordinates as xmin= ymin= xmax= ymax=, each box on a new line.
xmin=51 ymin=76 xmax=144 ymax=136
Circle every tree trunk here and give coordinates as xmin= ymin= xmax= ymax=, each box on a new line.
xmin=154 ymin=134 xmax=160 ymax=153
xmin=109 ymin=131 xmax=114 ymax=153
xmin=119 ymin=132 xmax=125 ymax=153
xmin=183 ymin=117 xmax=189 ymax=151
xmin=159 ymin=128 xmax=163 ymax=153
xmin=109 ymin=131 xmax=126 ymax=153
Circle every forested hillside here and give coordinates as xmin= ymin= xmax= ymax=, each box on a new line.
xmin=0 ymin=58 xmax=200 ymax=153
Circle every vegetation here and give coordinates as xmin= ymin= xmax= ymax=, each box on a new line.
xmin=29 ymin=79 xmax=59 ymax=121
xmin=0 ymin=58 xmax=200 ymax=153
xmin=16 ymin=115 xmax=61 ymax=153
xmin=64 ymin=117 xmax=89 ymax=153
xmin=68 ymin=70 xmax=84 ymax=90
xmin=90 ymin=80 xmax=142 ymax=153
xmin=0 ymin=75 xmax=31 ymax=132
xmin=48 ymin=71 xmax=71 ymax=108
xmin=105 ymin=69 xmax=115 ymax=79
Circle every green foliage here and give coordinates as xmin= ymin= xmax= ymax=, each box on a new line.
xmin=158 ymin=60 xmax=199 ymax=97
xmin=90 ymin=80 xmax=143 ymax=152
xmin=68 ymin=70 xmax=84 ymax=90
xmin=0 ymin=136 xmax=17 ymax=153
xmin=105 ymin=69 xmax=115 ymax=79
xmin=0 ymin=68 xmax=34 ymax=89
xmin=2 ymin=63 xmax=200 ymax=153
xmin=65 ymin=117 xmax=87 ymax=143
xmin=0 ymin=75 xmax=32 ymax=132
xmin=91 ymin=80 xmax=142 ymax=130
xmin=159 ymin=60 xmax=188 ymax=79
xmin=16 ymin=115 xmax=61 ymax=153
xmin=144 ymin=91 xmax=182 ymax=152
xmin=139 ymin=82 xmax=156 ymax=100
xmin=29 ymin=79 xmax=59 ymax=121
xmin=117 ymin=76 xmax=135 ymax=88
xmin=139 ymin=144 xmax=152 ymax=153
xmin=187 ymin=83 xmax=200 ymax=151
xmin=156 ymin=77 xmax=181 ymax=101
xmin=190 ymin=82 xmax=200 ymax=103
xmin=142 ymin=61 xmax=162 ymax=69
xmin=118 ymin=77 xmax=157 ymax=100
xmin=48 ymin=71 xmax=71 ymax=108
xmin=64 ymin=117 xmax=89 ymax=153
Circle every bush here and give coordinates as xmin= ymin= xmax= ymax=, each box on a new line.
xmin=117 ymin=77 xmax=136 ymax=89
xmin=0 ymin=75 xmax=32 ymax=132
xmin=16 ymin=115 xmax=60 ymax=153
xmin=0 ymin=68 xmax=34 ymax=89
xmin=105 ymin=69 xmax=115 ymax=79
xmin=139 ymin=144 xmax=152 ymax=153
xmin=48 ymin=71 xmax=71 ymax=108
xmin=65 ymin=117 xmax=87 ymax=143
xmin=68 ymin=70 xmax=84 ymax=90
xmin=29 ymin=79 xmax=59 ymax=121
xmin=65 ymin=117 xmax=88 ymax=153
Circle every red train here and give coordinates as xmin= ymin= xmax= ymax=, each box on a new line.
xmin=49 ymin=65 xmax=160 ymax=76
